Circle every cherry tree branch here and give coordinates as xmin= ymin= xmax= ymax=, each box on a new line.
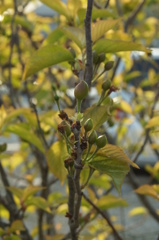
xmin=84 ymin=0 xmax=94 ymax=87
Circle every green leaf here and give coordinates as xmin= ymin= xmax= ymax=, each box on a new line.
xmin=88 ymin=144 xmax=139 ymax=192
xmin=43 ymin=28 xmax=65 ymax=46
xmin=6 ymin=187 xmax=23 ymax=199
xmin=22 ymin=186 xmax=45 ymax=202
xmin=23 ymin=45 xmax=74 ymax=79
xmin=40 ymin=0 xmax=71 ymax=20
xmin=0 ymin=227 xmax=5 ymax=236
xmin=124 ymin=71 xmax=141 ymax=82
xmin=0 ymin=143 xmax=7 ymax=153
xmin=26 ymin=197 xmax=51 ymax=213
xmin=8 ymin=220 xmax=25 ymax=233
xmin=46 ymin=141 xmax=68 ymax=183
xmin=82 ymin=105 xmax=110 ymax=130
xmin=94 ymin=39 xmax=150 ymax=54
xmin=3 ymin=236 xmax=21 ymax=240
xmin=97 ymin=195 xmax=128 ymax=210
xmin=4 ymin=124 xmax=45 ymax=153
xmin=3 ymin=15 xmax=34 ymax=33
xmin=1 ymin=108 xmax=37 ymax=129
xmin=92 ymin=19 xmax=120 ymax=43
xmin=77 ymin=8 xmax=115 ymax=24
xmin=61 ymin=26 xmax=85 ymax=49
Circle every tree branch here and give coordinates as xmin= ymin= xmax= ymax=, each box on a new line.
xmin=125 ymin=0 xmax=146 ymax=31
xmin=83 ymin=193 xmax=123 ymax=240
xmin=115 ymin=0 xmax=123 ymax=16
xmin=84 ymin=0 xmax=94 ymax=87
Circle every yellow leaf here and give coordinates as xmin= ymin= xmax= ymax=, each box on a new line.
xmin=8 ymin=220 xmax=25 ymax=233
xmin=146 ymin=116 xmax=159 ymax=129
xmin=92 ymin=19 xmax=120 ymax=43
xmin=46 ymin=141 xmax=68 ymax=183
xmin=135 ymin=184 xmax=159 ymax=200
xmin=119 ymin=100 xmax=133 ymax=114
xmin=129 ymin=207 xmax=148 ymax=217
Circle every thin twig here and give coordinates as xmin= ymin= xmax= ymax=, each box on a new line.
xmin=105 ymin=0 xmax=110 ymax=8
xmin=125 ymin=0 xmax=146 ymax=31
xmin=115 ymin=0 xmax=123 ymax=16
xmin=83 ymin=193 xmax=123 ymax=240
xmin=111 ymin=57 xmax=121 ymax=82
xmin=84 ymin=0 xmax=94 ymax=87
xmin=32 ymin=102 xmax=49 ymax=149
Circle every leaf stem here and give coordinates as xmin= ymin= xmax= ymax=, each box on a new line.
xmin=87 ymin=147 xmax=99 ymax=161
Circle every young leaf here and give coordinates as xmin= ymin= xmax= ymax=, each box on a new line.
xmin=135 ymin=184 xmax=159 ymax=200
xmin=146 ymin=116 xmax=159 ymax=129
xmin=97 ymin=195 xmax=128 ymax=210
xmin=23 ymin=45 xmax=74 ymax=79
xmin=77 ymin=8 xmax=115 ymax=24
xmin=22 ymin=186 xmax=45 ymax=202
xmin=26 ymin=197 xmax=52 ymax=213
xmin=40 ymin=0 xmax=71 ymax=20
xmin=118 ymin=100 xmax=133 ymax=114
xmin=3 ymin=15 xmax=34 ymax=33
xmin=88 ymin=144 xmax=139 ymax=192
xmin=82 ymin=105 xmax=110 ymax=130
xmin=42 ymin=28 xmax=65 ymax=46
xmin=94 ymin=39 xmax=150 ymax=54
xmin=6 ymin=187 xmax=23 ymax=199
xmin=8 ymin=220 xmax=25 ymax=233
xmin=61 ymin=26 xmax=85 ymax=49
xmin=129 ymin=207 xmax=148 ymax=217
xmin=92 ymin=19 xmax=120 ymax=43
xmin=4 ymin=124 xmax=45 ymax=153
xmin=46 ymin=141 xmax=68 ymax=183
xmin=2 ymin=108 xmax=37 ymax=128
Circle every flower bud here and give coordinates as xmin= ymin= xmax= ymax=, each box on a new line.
xmin=88 ymin=130 xmax=97 ymax=145
xmin=104 ymin=61 xmax=114 ymax=71
xmin=102 ymin=79 xmax=111 ymax=91
xmin=92 ymin=50 xmax=99 ymax=64
xmin=74 ymin=80 xmax=88 ymax=100
xmin=54 ymin=94 xmax=59 ymax=101
xmin=98 ymin=53 xmax=105 ymax=63
xmin=96 ymin=135 xmax=107 ymax=148
xmin=84 ymin=118 xmax=93 ymax=132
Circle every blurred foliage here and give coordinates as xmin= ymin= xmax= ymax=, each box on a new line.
xmin=0 ymin=0 xmax=159 ymax=239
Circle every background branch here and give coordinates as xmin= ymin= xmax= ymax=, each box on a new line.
xmin=83 ymin=193 xmax=123 ymax=240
